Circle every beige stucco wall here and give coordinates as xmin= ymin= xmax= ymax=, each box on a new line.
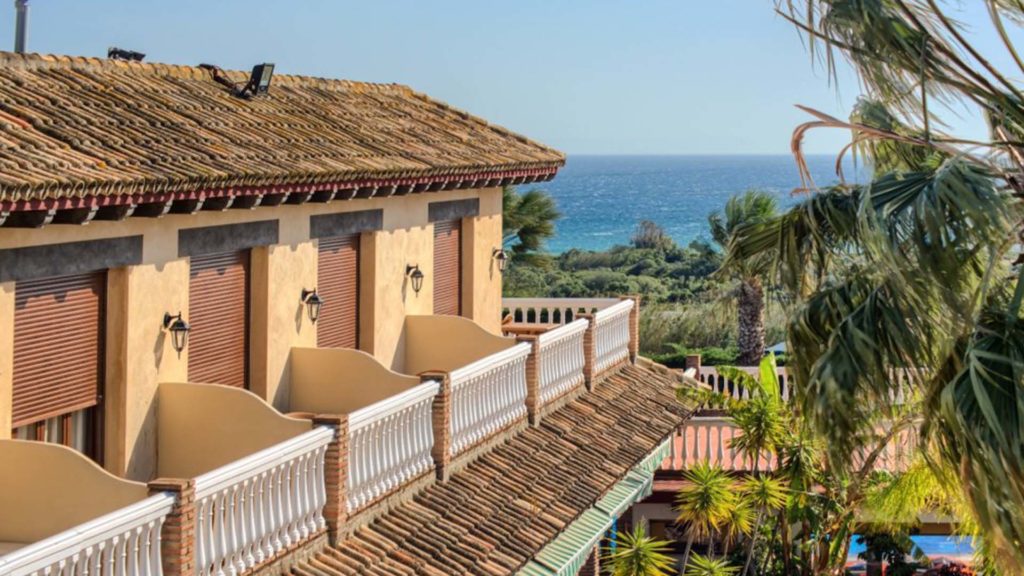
xmin=0 ymin=186 xmax=505 ymax=480
xmin=290 ymin=347 xmax=421 ymax=415
xmin=105 ymin=260 xmax=190 ymax=481
xmin=0 ymin=440 xmax=148 ymax=543
xmin=156 ymin=382 xmax=310 ymax=479
xmin=403 ymin=314 xmax=516 ymax=375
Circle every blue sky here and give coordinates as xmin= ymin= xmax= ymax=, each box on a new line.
xmin=0 ymin=1 xmax=1000 ymax=154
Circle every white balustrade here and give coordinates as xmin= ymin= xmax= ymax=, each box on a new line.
xmin=347 ymin=381 xmax=439 ymax=512
xmin=502 ymin=297 xmax=621 ymax=326
xmin=697 ymin=366 xmax=916 ymax=405
xmin=536 ymin=319 xmax=588 ymax=405
xmin=0 ymin=493 xmax=174 ymax=576
xmin=448 ymin=343 xmax=531 ymax=456
xmin=591 ymin=299 xmax=633 ymax=374
xmin=192 ymin=427 xmax=333 ymax=576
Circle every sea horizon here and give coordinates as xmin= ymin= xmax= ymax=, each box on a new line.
xmin=535 ymin=153 xmax=865 ymax=253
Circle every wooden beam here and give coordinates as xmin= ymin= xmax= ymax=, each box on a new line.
xmin=285 ymin=191 xmax=313 ymax=205
xmin=394 ymin=185 xmax=414 ymax=196
xmin=4 ymin=209 xmax=56 ymax=228
xmin=231 ymin=195 xmax=262 ymax=210
xmin=260 ymin=193 xmax=287 ymax=207
xmin=355 ymin=187 xmax=376 ymax=199
xmin=169 ymin=198 xmax=204 ymax=214
xmin=310 ymin=190 xmax=337 ymax=203
xmin=374 ymin=185 xmax=396 ymax=198
xmin=134 ymin=199 xmax=174 ymax=218
xmin=201 ymin=196 xmax=234 ymax=211
xmin=51 ymin=206 xmax=99 ymax=225
xmin=95 ymin=204 xmax=136 ymax=221
xmin=335 ymin=188 xmax=358 ymax=201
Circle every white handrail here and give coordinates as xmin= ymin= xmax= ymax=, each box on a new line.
xmin=591 ymin=299 xmax=633 ymax=374
xmin=697 ymin=366 xmax=917 ymax=404
xmin=502 ymin=297 xmax=621 ymax=325
xmin=0 ymin=493 xmax=175 ymax=576
xmin=347 ymin=381 xmax=439 ymax=512
xmin=536 ymin=319 xmax=588 ymax=405
xmin=448 ymin=342 xmax=531 ymax=456
xmin=192 ymin=427 xmax=333 ymax=576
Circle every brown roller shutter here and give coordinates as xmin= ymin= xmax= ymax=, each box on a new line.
xmin=12 ymin=271 xmax=106 ymax=428
xmin=433 ymin=219 xmax=462 ymax=316
xmin=317 ymin=234 xmax=360 ymax=349
xmin=189 ymin=250 xmax=250 ymax=388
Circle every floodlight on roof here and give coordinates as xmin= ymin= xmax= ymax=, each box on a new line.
xmin=108 ymin=47 xmax=145 ymax=62
xmin=199 ymin=62 xmax=275 ymax=99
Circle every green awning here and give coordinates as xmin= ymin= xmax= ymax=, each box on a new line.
xmin=517 ymin=437 xmax=671 ymax=576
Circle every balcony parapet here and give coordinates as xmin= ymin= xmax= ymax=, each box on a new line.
xmin=0 ymin=440 xmax=169 ymax=576
xmin=155 ymin=382 xmax=331 ymax=576
xmin=290 ymin=348 xmax=439 ymax=522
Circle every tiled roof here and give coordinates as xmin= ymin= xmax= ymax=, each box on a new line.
xmin=0 ymin=52 xmax=564 ymax=206
xmin=290 ymin=364 xmax=692 ymax=576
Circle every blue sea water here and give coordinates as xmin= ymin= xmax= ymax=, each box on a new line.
xmin=540 ymin=155 xmax=863 ymax=253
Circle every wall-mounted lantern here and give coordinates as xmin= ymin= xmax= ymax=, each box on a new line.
xmin=492 ymin=248 xmax=509 ymax=272
xmin=163 ymin=312 xmax=191 ymax=357
xmin=301 ymin=288 xmax=323 ymax=324
xmin=406 ymin=264 xmax=425 ymax=294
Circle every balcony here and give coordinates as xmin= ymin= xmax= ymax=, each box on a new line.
xmin=0 ymin=299 xmax=641 ymax=576
xmin=0 ymin=440 xmax=173 ymax=576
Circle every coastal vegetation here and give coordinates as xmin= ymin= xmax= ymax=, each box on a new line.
xmin=502 ymin=192 xmax=785 ymax=366
xmin=708 ymin=1 xmax=1024 ymax=570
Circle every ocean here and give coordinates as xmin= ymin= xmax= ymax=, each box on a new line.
xmin=540 ymin=155 xmax=862 ymax=253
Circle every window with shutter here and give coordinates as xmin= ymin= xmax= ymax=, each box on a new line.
xmin=188 ymin=250 xmax=250 ymax=388
xmin=317 ymin=234 xmax=360 ymax=349
xmin=433 ymin=220 xmax=462 ymax=316
xmin=12 ymin=271 xmax=105 ymax=459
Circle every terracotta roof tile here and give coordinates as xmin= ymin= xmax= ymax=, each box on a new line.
xmin=0 ymin=52 xmax=564 ymax=204
xmin=292 ymin=364 xmax=691 ymax=576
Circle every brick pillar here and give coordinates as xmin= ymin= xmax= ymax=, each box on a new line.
xmin=148 ymin=478 xmax=196 ymax=576
xmin=312 ymin=414 xmax=348 ymax=545
xmin=517 ymin=334 xmax=542 ymax=426
xmin=685 ymin=353 xmax=702 ymax=375
xmin=579 ymin=313 xmax=596 ymax=390
xmin=421 ymin=371 xmax=452 ymax=481
xmin=577 ymin=545 xmax=601 ymax=576
xmin=620 ymin=294 xmax=641 ymax=364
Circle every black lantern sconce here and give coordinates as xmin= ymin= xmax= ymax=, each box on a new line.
xmin=406 ymin=264 xmax=425 ymax=294
xmin=162 ymin=312 xmax=191 ymax=357
xmin=492 ymin=248 xmax=509 ymax=272
xmin=301 ymin=288 xmax=323 ymax=324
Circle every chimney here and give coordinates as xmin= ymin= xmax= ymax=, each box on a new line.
xmin=14 ymin=0 xmax=29 ymax=53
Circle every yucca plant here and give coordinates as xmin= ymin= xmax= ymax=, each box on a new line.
xmin=674 ymin=462 xmax=737 ymax=568
xmin=718 ymin=0 xmax=1024 ymax=569
xmin=602 ymin=525 xmax=676 ymax=576
xmin=683 ymin=553 xmax=739 ymax=576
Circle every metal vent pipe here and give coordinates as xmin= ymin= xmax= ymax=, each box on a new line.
xmin=14 ymin=0 xmax=29 ymax=53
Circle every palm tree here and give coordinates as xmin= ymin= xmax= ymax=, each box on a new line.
xmin=674 ymin=462 xmax=737 ymax=568
xmin=708 ymin=191 xmax=777 ymax=365
xmin=718 ymin=498 xmax=753 ymax=558
xmin=603 ymin=525 xmax=676 ymax=576
xmin=502 ymin=185 xmax=560 ymax=258
xmin=683 ymin=554 xmax=739 ymax=576
xmin=720 ymin=1 xmax=1024 ymax=569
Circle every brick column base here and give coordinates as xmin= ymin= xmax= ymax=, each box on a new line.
xmin=620 ymin=294 xmax=641 ymax=364
xmin=518 ymin=334 xmax=542 ymax=426
xmin=148 ymin=478 xmax=196 ymax=576
xmin=580 ymin=313 xmax=596 ymax=390
xmin=421 ymin=371 xmax=452 ymax=482
xmin=312 ymin=414 xmax=349 ymax=545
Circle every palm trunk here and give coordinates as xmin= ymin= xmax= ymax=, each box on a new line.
xmin=742 ymin=508 xmax=764 ymax=576
xmin=800 ymin=519 xmax=811 ymax=576
xmin=682 ymin=532 xmax=695 ymax=570
xmin=779 ymin=510 xmax=794 ymax=575
xmin=737 ymin=277 xmax=766 ymax=366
